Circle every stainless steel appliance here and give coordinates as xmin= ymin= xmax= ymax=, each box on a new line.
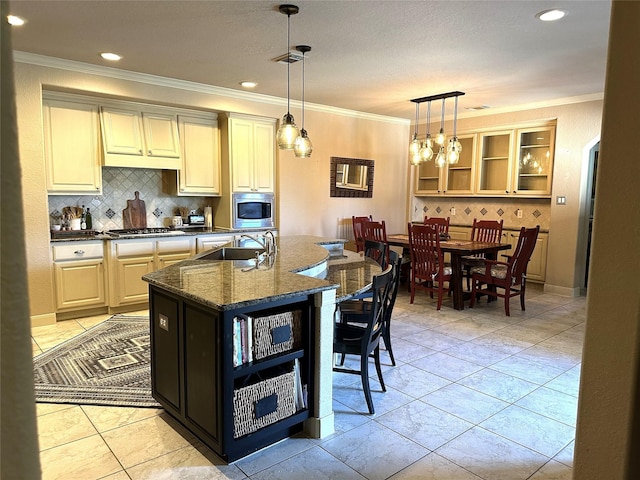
xmin=232 ymin=192 xmax=275 ymax=229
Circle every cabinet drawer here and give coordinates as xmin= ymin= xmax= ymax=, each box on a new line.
xmin=196 ymin=235 xmax=234 ymax=253
xmin=115 ymin=240 xmax=154 ymax=257
xmin=156 ymin=237 xmax=192 ymax=254
xmin=52 ymin=242 xmax=103 ymax=261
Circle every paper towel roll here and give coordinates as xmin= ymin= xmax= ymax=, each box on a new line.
xmin=204 ymin=206 xmax=213 ymax=229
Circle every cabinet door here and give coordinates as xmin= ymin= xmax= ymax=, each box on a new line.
xmin=230 ymin=117 xmax=255 ymax=192
xmin=54 ymin=260 xmax=106 ymax=309
xmin=100 ymin=106 xmax=145 ymax=156
xmin=43 ymin=99 xmax=102 ymax=194
xmin=501 ymin=231 xmax=548 ymax=282
xmin=142 ymin=112 xmax=181 ymax=158
xmin=157 ymin=252 xmax=193 ymax=269
xmin=476 ymin=130 xmax=515 ymax=195
xmin=448 ymin=226 xmax=471 ymax=241
xmin=414 ymin=157 xmax=444 ymax=194
xmin=114 ymin=256 xmax=155 ymax=305
xmin=178 ymin=115 xmax=221 ymax=195
xmin=252 ymin=120 xmax=275 ymax=193
xmin=444 ymin=134 xmax=476 ymax=195
xmin=514 ymin=126 xmax=555 ymax=196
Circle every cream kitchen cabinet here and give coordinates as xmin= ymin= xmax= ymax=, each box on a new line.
xmin=107 ymin=237 xmax=194 ymax=307
xmin=164 ymin=113 xmax=222 ymax=196
xmin=196 ymin=234 xmax=235 ymax=253
xmin=476 ymin=123 xmax=555 ymax=197
xmin=500 ymin=230 xmax=549 ymax=283
xmin=448 ymin=226 xmax=472 ymax=240
xmin=100 ymin=104 xmax=181 ymax=169
xmin=43 ymin=95 xmax=102 ymax=194
xmin=51 ymin=241 xmax=106 ymax=311
xmin=414 ymin=134 xmax=476 ymax=195
xmin=225 ymin=113 xmax=276 ymax=193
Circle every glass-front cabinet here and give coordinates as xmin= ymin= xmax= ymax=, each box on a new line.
xmin=476 ymin=123 xmax=555 ymax=197
xmin=476 ymin=130 xmax=515 ymax=195
xmin=515 ymin=126 xmax=555 ymax=195
xmin=415 ymin=133 xmax=476 ymax=195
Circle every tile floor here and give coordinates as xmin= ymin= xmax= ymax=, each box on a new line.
xmin=32 ymin=283 xmax=584 ymax=480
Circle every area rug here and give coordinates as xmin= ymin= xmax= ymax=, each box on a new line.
xmin=33 ymin=315 xmax=161 ymax=408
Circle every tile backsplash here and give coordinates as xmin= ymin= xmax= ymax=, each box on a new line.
xmin=48 ymin=167 xmax=215 ymax=231
xmin=412 ymin=197 xmax=551 ymax=230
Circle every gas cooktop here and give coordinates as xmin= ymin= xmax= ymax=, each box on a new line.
xmin=105 ymin=228 xmax=186 ymax=237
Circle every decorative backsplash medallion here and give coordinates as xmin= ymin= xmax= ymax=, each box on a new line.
xmin=48 ymin=167 xmax=214 ymax=231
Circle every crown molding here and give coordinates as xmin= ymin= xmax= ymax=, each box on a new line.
xmin=13 ymin=51 xmax=409 ymax=126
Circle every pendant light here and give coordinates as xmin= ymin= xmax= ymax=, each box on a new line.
xmin=419 ymin=100 xmax=434 ymax=162
xmin=447 ymin=95 xmax=462 ymax=164
xmin=408 ymin=91 xmax=465 ymax=168
xmin=409 ymin=102 xmax=422 ymax=165
xmin=294 ymin=45 xmax=312 ymax=158
xmin=276 ymin=4 xmax=300 ymax=150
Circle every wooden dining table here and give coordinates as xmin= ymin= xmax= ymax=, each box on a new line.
xmin=387 ymin=233 xmax=511 ymax=310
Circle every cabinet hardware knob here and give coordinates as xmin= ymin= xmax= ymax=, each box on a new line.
xmin=505 ymin=190 xmax=509 ymax=194
xmin=74 ymin=250 xmax=85 ymax=255
xmin=148 ymin=150 xmax=152 ymax=155
xmin=138 ymin=149 xmax=143 ymax=154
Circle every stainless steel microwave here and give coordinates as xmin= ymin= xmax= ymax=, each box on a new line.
xmin=232 ymin=192 xmax=275 ymax=229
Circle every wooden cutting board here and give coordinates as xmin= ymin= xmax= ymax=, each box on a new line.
xmin=122 ymin=191 xmax=147 ymax=229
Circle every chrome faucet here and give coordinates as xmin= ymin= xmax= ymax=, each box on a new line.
xmin=238 ymin=230 xmax=277 ymax=271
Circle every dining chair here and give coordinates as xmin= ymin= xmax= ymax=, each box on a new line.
xmin=469 ymin=225 xmax=540 ymax=316
xmin=364 ymin=239 xmax=388 ymax=269
xmin=352 ymin=215 xmax=373 ymax=253
xmin=462 ymin=218 xmax=504 ymax=290
xmin=362 ymin=220 xmax=390 ymax=266
xmin=408 ymin=223 xmax=452 ymax=309
xmin=338 ymin=249 xmax=402 ymax=366
xmin=333 ymin=264 xmax=393 ymax=414
xmin=423 ymin=216 xmax=451 ymax=237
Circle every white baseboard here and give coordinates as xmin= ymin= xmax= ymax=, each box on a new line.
xmin=30 ymin=312 xmax=57 ymax=327
xmin=543 ymin=284 xmax=581 ymax=297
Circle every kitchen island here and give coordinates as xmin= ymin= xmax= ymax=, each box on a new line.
xmin=142 ymin=235 xmax=379 ymax=461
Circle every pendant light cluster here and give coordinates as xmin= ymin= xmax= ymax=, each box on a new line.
xmin=408 ymin=91 xmax=465 ymax=167
xmin=276 ymin=4 xmax=313 ymax=158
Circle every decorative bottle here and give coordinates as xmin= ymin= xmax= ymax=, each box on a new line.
xmin=80 ymin=205 xmax=87 ymax=230
xmin=85 ymin=208 xmax=93 ymax=230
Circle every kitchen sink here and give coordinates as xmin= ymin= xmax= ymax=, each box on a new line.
xmin=200 ymin=247 xmax=265 ymax=261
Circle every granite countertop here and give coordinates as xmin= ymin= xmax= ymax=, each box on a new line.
xmin=50 ymin=228 xmax=260 ymax=242
xmin=142 ymin=235 xmax=351 ymax=311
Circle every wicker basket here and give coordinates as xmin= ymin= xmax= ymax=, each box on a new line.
xmin=233 ymin=370 xmax=297 ymax=438
xmin=252 ymin=310 xmax=302 ymax=360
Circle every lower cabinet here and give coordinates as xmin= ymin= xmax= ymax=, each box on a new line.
xmin=500 ymin=230 xmax=548 ymax=283
xmin=52 ymin=241 xmax=106 ymax=311
xmin=149 ymin=286 xmax=313 ymax=462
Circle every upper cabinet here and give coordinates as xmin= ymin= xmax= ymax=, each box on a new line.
xmin=414 ymin=121 xmax=556 ymax=198
xmin=414 ymin=133 xmax=476 ymax=195
xmin=476 ymin=123 xmax=555 ymax=197
xmin=226 ymin=113 xmax=275 ymax=193
xmin=100 ymin=105 xmax=181 ymax=169
xmin=43 ymin=95 xmax=102 ymax=194
xmin=164 ymin=113 xmax=222 ymax=196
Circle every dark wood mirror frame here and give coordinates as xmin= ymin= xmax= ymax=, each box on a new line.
xmin=330 ymin=157 xmax=375 ymax=198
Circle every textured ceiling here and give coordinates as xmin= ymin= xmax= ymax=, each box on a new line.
xmin=8 ymin=0 xmax=611 ymax=119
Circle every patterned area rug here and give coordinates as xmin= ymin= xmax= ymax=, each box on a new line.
xmin=33 ymin=315 xmax=161 ymax=408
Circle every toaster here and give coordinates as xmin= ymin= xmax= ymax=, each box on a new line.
xmin=188 ymin=214 xmax=205 ymax=225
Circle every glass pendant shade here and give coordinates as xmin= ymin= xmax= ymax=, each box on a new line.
xmin=410 ymin=151 xmax=423 ymax=166
xmin=277 ymin=113 xmax=299 ymax=150
xmin=435 ymin=147 xmax=446 ymax=167
xmin=446 ymin=136 xmax=462 ymax=164
xmin=419 ymin=135 xmax=434 ymax=162
xmin=409 ymin=133 xmax=421 ymax=156
xmin=435 ymin=128 xmax=447 ymax=146
xmin=294 ymin=128 xmax=312 ymax=157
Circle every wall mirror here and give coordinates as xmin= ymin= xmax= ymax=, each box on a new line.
xmin=330 ymin=157 xmax=374 ymax=198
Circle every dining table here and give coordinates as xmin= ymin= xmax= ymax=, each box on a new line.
xmin=387 ymin=233 xmax=511 ymax=310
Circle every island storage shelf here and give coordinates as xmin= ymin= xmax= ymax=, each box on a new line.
xmin=149 ymin=286 xmax=314 ymax=462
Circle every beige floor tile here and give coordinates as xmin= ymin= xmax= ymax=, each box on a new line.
xmin=75 ymin=313 xmax=112 ymax=329
xmin=126 ymin=444 xmax=246 ymax=480
xmin=82 ymin=404 xmax=164 ymax=432
xmin=102 ymin=413 xmax=196 ymax=469
xmin=101 ymin=472 xmax=132 ymax=480
xmin=32 ymin=338 xmax=42 ymax=356
xmin=37 ymin=405 xmax=98 ymax=450
xmin=32 ymin=319 xmax=85 ymax=352
xmin=40 ymin=434 xmax=122 ymax=480
xmin=36 ymin=402 xmax=76 ymax=417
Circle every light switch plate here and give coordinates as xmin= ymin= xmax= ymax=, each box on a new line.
xmin=556 ymin=196 xmax=567 ymax=205
xmin=450 ymin=207 xmax=456 ymax=216
xmin=517 ymin=209 xmax=523 ymax=218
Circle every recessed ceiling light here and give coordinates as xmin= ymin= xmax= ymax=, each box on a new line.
xmin=536 ymin=9 xmax=566 ymax=22
xmin=466 ymin=105 xmax=490 ymax=111
xmin=240 ymin=81 xmax=258 ymax=89
xmin=100 ymin=52 xmax=122 ymax=61
xmin=7 ymin=15 xmax=26 ymax=26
